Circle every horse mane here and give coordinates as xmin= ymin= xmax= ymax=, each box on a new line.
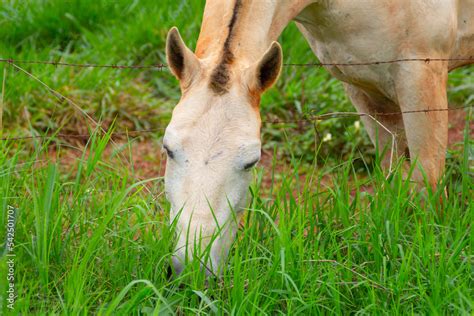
xmin=209 ymin=0 xmax=242 ymax=94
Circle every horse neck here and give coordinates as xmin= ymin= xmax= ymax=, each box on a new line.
xmin=195 ymin=0 xmax=314 ymax=67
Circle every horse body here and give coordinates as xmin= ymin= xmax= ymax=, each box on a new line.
xmin=295 ymin=0 xmax=473 ymax=182
xmin=164 ymin=0 xmax=473 ymax=274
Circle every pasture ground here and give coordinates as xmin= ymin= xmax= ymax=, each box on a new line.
xmin=0 ymin=0 xmax=473 ymax=314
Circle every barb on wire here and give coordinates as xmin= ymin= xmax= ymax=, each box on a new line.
xmin=1 ymin=105 xmax=471 ymax=142
xmin=1 ymin=57 xmax=473 ymax=70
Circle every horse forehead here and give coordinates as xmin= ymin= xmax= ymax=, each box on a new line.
xmin=169 ymin=110 xmax=245 ymax=142
xmin=185 ymin=120 xmax=247 ymax=146
xmin=178 ymin=85 xmax=252 ymax=117
xmin=169 ymin=83 xmax=259 ymax=142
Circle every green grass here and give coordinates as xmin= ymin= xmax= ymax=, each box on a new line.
xmin=0 ymin=124 xmax=472 ymax=314
xmin=0 ymin=0 xmax=473 ymax=314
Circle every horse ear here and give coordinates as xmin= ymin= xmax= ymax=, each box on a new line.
xmin=166 ymin=27 xmax=200 ymax=85
xmin=249 ymin=41 xmax=283 ymax=92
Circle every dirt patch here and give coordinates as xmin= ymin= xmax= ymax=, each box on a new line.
xmin=448 ymin=109 xmax=473 ymax=145
xmin=47 ymin=139 xmax=166 ymax=181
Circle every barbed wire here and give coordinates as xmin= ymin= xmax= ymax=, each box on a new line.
xmin=1 ymin=57 xmax=473 ymax=69
xmin=266 ymin=105 xmax=474 ymax=124
xmin=0 ymin=57 xmax=472 ymax=142
xmin=0 ymin=58 xmax=167 ymax=70
xmin=285 ymin=57 xmax=474 ymax=67
xmin=1 ymin=105 xmax=471 ymax=142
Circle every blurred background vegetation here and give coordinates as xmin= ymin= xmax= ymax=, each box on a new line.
xmin=0 ymin=0 xmax=472 ymax=165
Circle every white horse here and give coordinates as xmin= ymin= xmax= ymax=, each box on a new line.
xmin=163 ymin=0 xmax=473 ymax=275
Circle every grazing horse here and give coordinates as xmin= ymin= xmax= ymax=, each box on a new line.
xmin=164 ymin=0 xmax=473 ymax=275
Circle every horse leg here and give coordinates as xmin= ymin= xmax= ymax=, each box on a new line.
xmin=395 ymin=62 xmax=449 ymax=188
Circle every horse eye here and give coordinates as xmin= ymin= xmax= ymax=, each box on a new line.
xmin=243 ymin=159 xmax=259 ymax=171
xmin=163 ymin=145 xmax=175 ymax=159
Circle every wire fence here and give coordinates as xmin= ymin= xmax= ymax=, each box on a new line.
xmin=0 ymin=56 xmax=472 ymax=142
xmin=1 ymin=56 xmax=473 ymax=69
xmin=1 ymin=105 xmax=472 ymax=142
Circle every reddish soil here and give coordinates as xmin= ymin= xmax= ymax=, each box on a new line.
xmin=448 ymin=109 xmax=473 ymax=146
